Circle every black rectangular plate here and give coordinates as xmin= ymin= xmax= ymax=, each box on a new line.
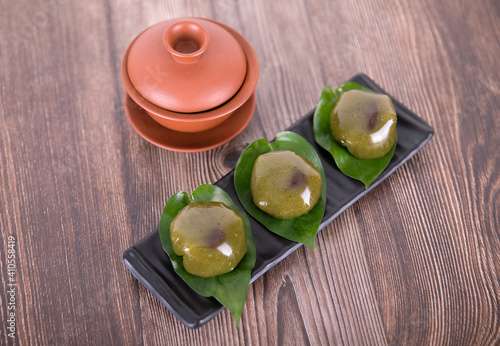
xmin=123 ymin=74 xmax=434 ymax=328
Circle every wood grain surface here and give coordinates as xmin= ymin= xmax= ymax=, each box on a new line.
xmin=1 ymin=0 xmax=499 ymax=344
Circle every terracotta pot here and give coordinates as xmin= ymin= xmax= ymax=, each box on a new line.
xmin=121 ymin=17 xmax=259 ymax=133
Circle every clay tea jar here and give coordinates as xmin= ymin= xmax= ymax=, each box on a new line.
xmin=121 ymin=17 xmax=259 ymax=133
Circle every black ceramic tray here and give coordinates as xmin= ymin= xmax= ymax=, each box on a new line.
xmin=123 ymin=73 xmax=434 ymax=328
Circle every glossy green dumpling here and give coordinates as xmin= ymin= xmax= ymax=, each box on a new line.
xmin=330 ymin=89 xmax=397 ymax=159
xmin=170 ymin=201 xmax=247 ymax=278
xmin=250 ymin=150 xmax=322 ymax=219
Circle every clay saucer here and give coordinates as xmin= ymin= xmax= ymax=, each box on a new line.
xmin=124 ymin=93 xmax=256 ymax=152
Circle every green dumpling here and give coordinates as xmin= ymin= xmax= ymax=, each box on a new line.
xmin=250 ymin=150 xmax=322 ymax=219
xmin=330 ymin=89 xmax=397 ymax=159
xmin=170 ymin=201 xmax=247 ymax=278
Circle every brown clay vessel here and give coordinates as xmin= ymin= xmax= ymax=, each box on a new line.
xmin=121 ymin=17 xmax=259 ymax=133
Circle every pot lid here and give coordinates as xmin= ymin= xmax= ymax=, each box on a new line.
xmin=126 ymin=17 xmax=247 ymax=113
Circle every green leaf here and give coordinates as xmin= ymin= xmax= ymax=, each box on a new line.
xmin=158 ymin=184 xmax=256 ymax=328
xmin=313 ymin=82 xmax=397 ymax=188
xmin=234 ymin=131 xmax=327 ymax=249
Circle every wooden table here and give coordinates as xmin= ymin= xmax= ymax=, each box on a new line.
xmin=1 ymin=0 xmax=499 ymax=344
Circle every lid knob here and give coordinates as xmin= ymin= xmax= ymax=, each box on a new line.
xmin=163 ymin=21 xmax=210 ymax=64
